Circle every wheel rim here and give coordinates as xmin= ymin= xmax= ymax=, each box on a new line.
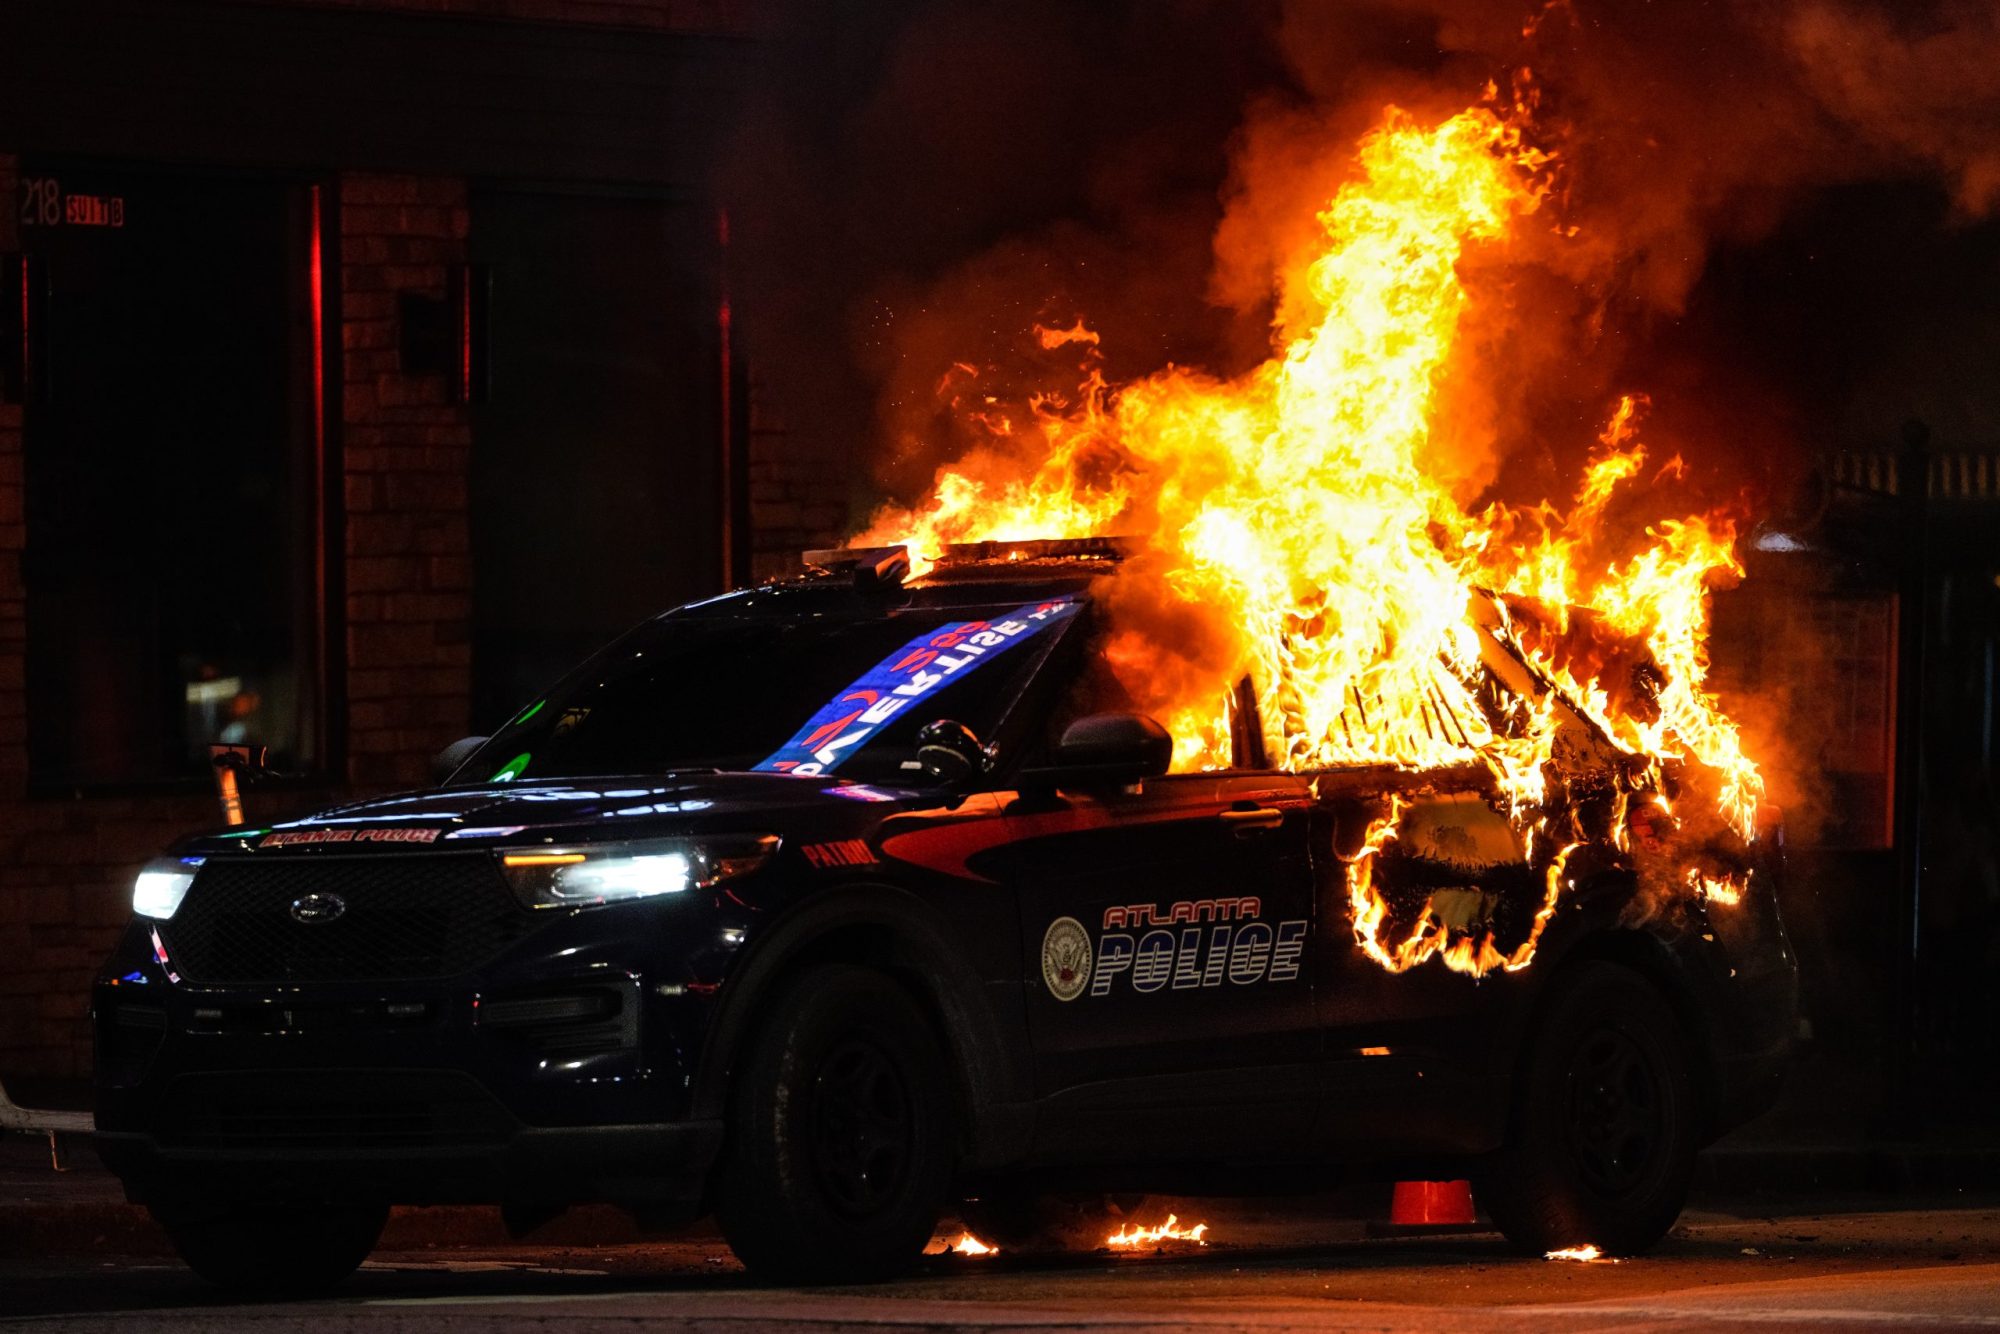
xmin=1563 ymin=1024 xmax=1664 ymax=1196
xmin=809 ymin=1036 xmax=914 ymax=1218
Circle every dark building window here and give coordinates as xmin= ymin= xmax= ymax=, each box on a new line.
xmin=20 ymin=163 xmax=325 ymax=788
xmin=467 ymin=190 xmax=724 ymax=731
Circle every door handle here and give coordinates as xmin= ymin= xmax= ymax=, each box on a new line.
xmin=1218 ymin=806 xmax=1285 ymax=832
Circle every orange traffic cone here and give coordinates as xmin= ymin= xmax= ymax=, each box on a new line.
xmin=1390 ymin=1179 xmax=1477 ymax=1226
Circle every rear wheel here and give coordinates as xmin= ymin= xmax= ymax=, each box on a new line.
xmin=152 ymin=1199 xmax=387 ymax=1295
xmin=1477 ymin=959 xmax=1699 ymax=1256
xmin=716 ymin=964 xmax=955 ymax=1283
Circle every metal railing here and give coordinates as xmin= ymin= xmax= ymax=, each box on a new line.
xmin=0 ymin=1075 xmax=93 ymax=1170
xmin=1832 ymin=448 xmax=2000 ymax=500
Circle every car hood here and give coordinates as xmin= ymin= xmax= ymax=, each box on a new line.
xmin=180 ymin=772 xmax=927 ymax=855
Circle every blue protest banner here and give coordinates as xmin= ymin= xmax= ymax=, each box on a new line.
xmin=754 ymin=597 xmax=1081 ymax=776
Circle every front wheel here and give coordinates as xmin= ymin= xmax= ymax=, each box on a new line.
xmin=152 ymin=1199 xmax=388 ymax=1294
xmin=716 ymin=964 xmax=956 ymax=1283
xmin=1477 ymin=960 xmax=1699 ymax=1257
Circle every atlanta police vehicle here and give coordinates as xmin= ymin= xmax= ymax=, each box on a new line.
xmin=92 ymin=541 xmax=1796 ymax=1290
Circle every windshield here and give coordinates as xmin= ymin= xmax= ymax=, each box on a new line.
xmin=462 ymin=596 xmax=1083 ymax=786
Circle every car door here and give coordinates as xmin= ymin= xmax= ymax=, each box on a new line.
xmin=1306 ymin=772 xmax=1538 ymax=1149
xmin=1000 ymin=769 xmax=1320 ymax=1161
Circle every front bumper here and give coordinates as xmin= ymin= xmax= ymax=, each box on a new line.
xmin=92 ymin=891 xmax=745 ymax=1210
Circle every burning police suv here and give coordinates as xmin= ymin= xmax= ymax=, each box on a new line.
xmin=93 ymin=540 xmax=1795 ymax=1291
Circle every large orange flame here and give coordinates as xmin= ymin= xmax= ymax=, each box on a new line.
xmin=859 ymin=97 xmax=1762 ymax=975
xmin=1107 ymin=1213 xmax=1210 ymax=1248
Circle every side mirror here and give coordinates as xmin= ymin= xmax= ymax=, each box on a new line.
xmin=915 ymin=719 xmax=989 ymax=787
xmin=433 ymin=735 xmax=489 ymax=785
xmin=1023 ymin=713 xmax=1172 ymax=791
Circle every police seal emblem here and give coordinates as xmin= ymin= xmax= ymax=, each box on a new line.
xmin=1041 ymin=916 xmax=1092 ymax=1002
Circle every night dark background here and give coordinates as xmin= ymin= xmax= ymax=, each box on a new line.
xmin=1 ymin=0 xmax=1997 ymax=1142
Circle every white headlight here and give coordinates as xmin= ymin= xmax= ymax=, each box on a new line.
xmin=500 ymin=838 xmax=776 ymax=909
xmin=133 ymin=858 xmax=202 ymax=920
xmin=547 ymin=852 xmax=692 ymax=903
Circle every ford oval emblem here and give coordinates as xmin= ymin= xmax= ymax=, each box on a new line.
xmin=289 ymin=892 xmax=348 ymax=925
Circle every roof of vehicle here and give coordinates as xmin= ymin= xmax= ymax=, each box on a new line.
xmin=668 ymin=538 xmax=1130 ymax=620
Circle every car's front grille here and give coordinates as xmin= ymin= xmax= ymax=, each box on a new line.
xmin=155 ymin=1070 xmax=515 ymax=1150
xmin=163 ymin=854 xmax=539 ymax=984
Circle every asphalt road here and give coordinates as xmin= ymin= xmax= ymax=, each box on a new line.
xmin=5 ymin=1198 xmax=1999 ymax=1332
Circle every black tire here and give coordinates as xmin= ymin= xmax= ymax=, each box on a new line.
xmin=716 ymin=964 xmax=956 ymax=1283
xmin=1477 ymin=960 xmax=1699 ymax=1257
xmin=151 ymin=1199 xmax=387 ymax=1295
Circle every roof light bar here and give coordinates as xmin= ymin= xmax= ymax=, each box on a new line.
xmin=937 ymin=536 xmax=1134 ymax=564
xmin=799 ymin=536 xmax=1134 ymax=575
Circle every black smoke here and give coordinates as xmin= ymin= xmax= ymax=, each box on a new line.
xmin=717 ymin=0 xmax=2000 ymax=530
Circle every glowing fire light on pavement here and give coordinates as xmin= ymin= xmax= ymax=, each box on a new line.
xmin=862 ymin=86 xmax=1766 ymax=979
xmin=1107 ymin=1214 xmax=1210 ymax=1249
xmin=1545 ymin=1245 xmax=1614 ymax=1263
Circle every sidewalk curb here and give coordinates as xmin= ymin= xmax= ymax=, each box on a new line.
xmin=7 ymin=1148 xmax=2000 ymax=1258
xmin=0 ymin=1203 xmax=175 ymax=1257
xmin=0 ymin=1199 xmax=682 ymax=1257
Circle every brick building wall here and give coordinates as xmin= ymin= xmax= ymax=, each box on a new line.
xmin=0 ymin=159 xmax=822 ymax=1080
xmin=0 ymin=0 xmax=827 ymax=1081
xmin=0 ymin=152 xmax=19 ymax=800
xmin=0 ymin=165 xmax=491 ymax=1079
xmin=340 ymin=173 xmax=476 ymax=789
xmin=0 ymin=144 xmax=233 ymax=1074
xmin=746 ymin=368 xmax=849 ymax=582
